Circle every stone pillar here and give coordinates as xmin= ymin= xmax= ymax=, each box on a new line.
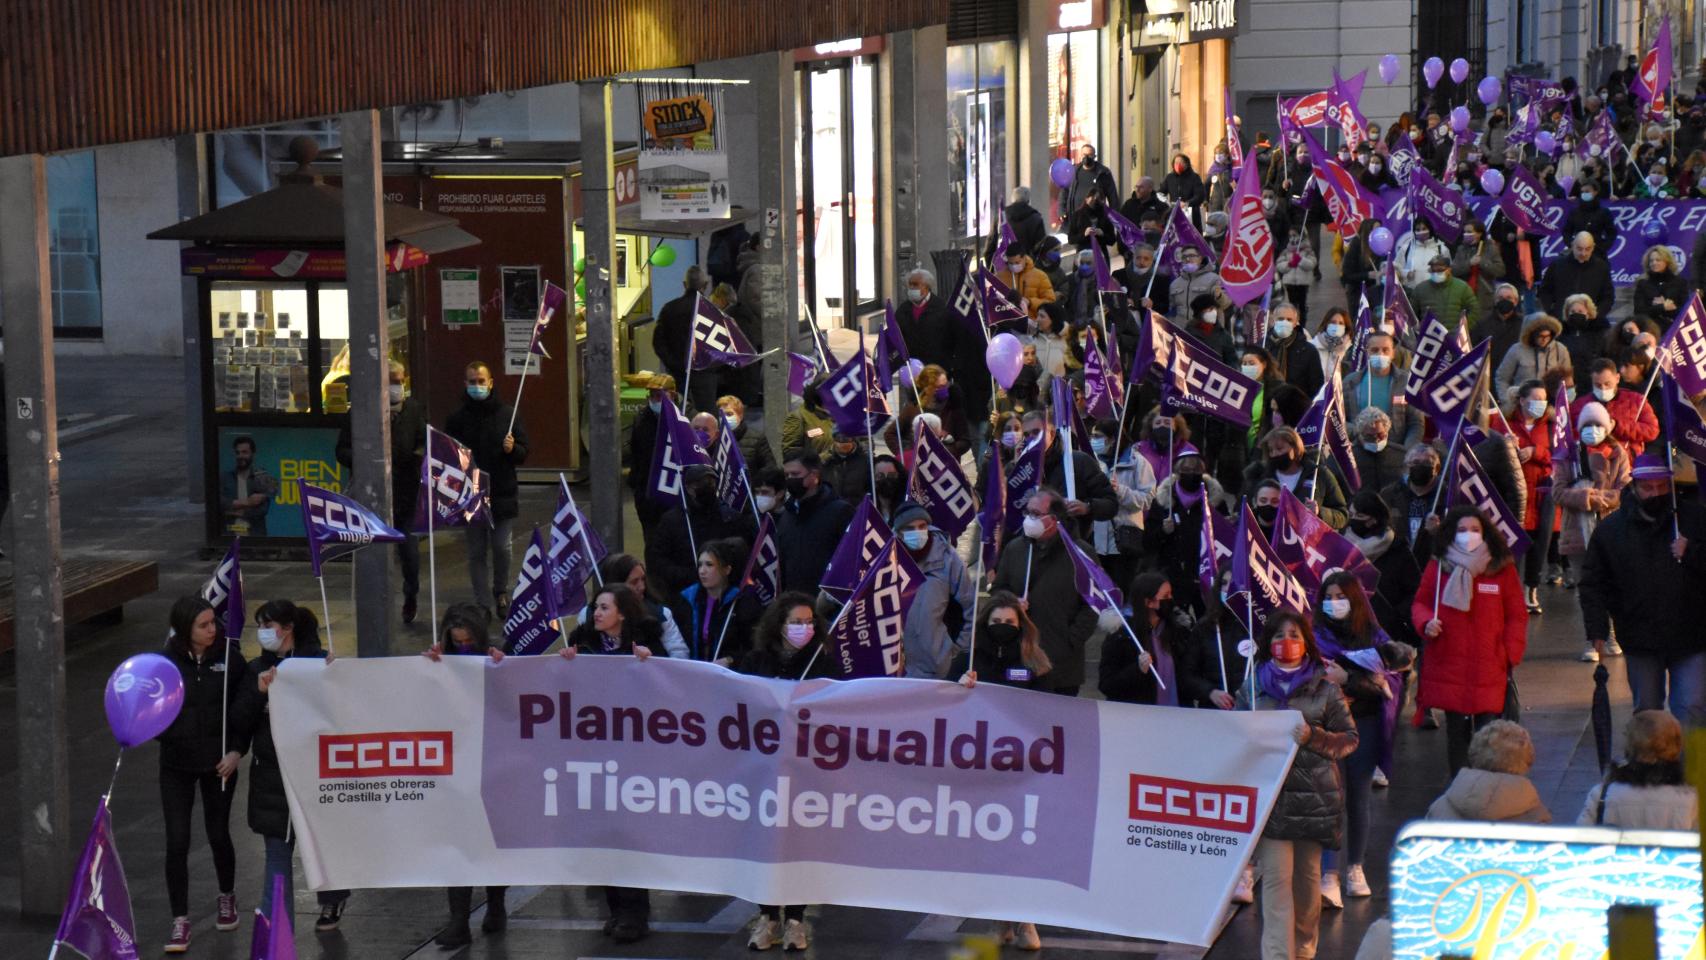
xmin=579 ymin=80 xmax=624 ymax=552
xmin=750 ymin=53 xmax=800 ymax=457
xmin=338 ymin=110 xmax=395 ymax=656
xmin=1018 ymin=0 xmax=1054 ymax=225
xmin=1 ymin=153 xmax=69 ymax=917
xmin=175 ymin=135 xmax=209 ymax=503
xmin=884 ymin=27 xmax=952 ymax=292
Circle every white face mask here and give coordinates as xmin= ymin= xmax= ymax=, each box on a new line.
xmin=257 ymin=627 xmax=284 ymax=653
xmin=1322 ymin=598 xmax=1351 ymax=620
xmin=1363 ymin=438 xmax=1387 ymax=453
xmin=1327 ymin=323 xmax=1346 ymax=339
xmin=1201 ymin=310 xmax=1218 ymax=325
xmin=755 ymin=494 xmax=777 ymax=513
xmin=1454 ymin=530 xmax=1484 ymax=553
xmin=723 ymin=413 xmax=741 ymax=430
xmin=906 ymin=287 xmax=924 ymax=304
xmin=1369 ymin=162 xmax=1384 ymax=174
xmin=1240 ymin=363 xmax=1262 ymax=380
xmin=1272 ymin=319 xmax=1295 ymax=338
xmin=1369 ymin=354 xmax=1392 ymax=373
xmin=387 ymin=383 xmax=405 ymax=406
xmin=1593 ymin=386 xmax=1617 ymax=403
xmin=1262 ymin=198 xmax=1276 ymax=213
xmin=1006 ymin=261 xmax=1024 ymax=274
xmin=1580 ymin=425 xmax=1607 ymax=445
xmin=1523 ymin=399 xmax=1547 ymax=419
xmin=1021 ymin=515 xmax=1048 ymax=539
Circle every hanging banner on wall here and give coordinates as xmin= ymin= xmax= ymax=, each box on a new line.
xmin=638 ymin=82 xmax=730 ymax=220
xmin=270 ymin=656 xmax=1301 ymax=946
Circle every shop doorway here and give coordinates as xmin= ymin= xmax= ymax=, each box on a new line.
xmin=796 ymin=56 xmax=882 ymax=336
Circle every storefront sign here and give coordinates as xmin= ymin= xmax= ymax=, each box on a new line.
xmin=180 ymin=245 xmax=427 ymax=279
xmin=1390 ymin=823 xmax=1703 ymax=959
xmin=793 ymin=36 xmax=885 ymax=62
xmin=1053 ymin=0 xmax=1106 ymax=31
xmin=642 ymin=96 xmax=715 ymax=143
xmin=1187 ymin=0 xmax=1240 ymax=40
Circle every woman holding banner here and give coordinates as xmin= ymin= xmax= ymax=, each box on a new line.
xmin=953 ymin=591 xmax=1050 ymax=691
xmin=588 ymin=554 xmax=688 ymax=659
xmin=1237 ymin=611 xmax=1358 ymax=960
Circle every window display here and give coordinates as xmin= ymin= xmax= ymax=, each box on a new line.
xmin=210 ymin=284 xmax=311 ymax=413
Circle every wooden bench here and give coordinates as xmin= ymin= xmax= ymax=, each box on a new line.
xmin=0 ymin=558 xmax=159 ymax=653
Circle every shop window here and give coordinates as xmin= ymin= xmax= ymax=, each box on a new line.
xmin=47 ymin=151 xmax=102 ymax=334
xmin=210 ymin=285 xmax=313 ymax=414
xmin=1046 ymin=31 xmax=1101 ymax=222
xmin=948 ymin=41 xmax=1016 ymax=243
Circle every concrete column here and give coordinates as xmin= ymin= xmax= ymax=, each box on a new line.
xmin=751 ymin=52 xmax=800 ymax=457
xmin=1 ymin=153 xmax=69 ymax=917
xmin=176 ymin=135 xmax=208 ymax=503
xmin=884 ymin=27 xmax=951 ymax=292
xmin=579 ymin=80 xmax=624 ymax=552
xmin=1017 ymin=0 xmax=1054 ymax=225
xmin=338 ymin=110 xmax=394 ymax=656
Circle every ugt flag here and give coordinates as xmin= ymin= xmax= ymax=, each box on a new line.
xmin=646 ymin=396 xmax=711 ymax=505
xmin=300 ymin=483 xmax=406 ymax=577
xmin=825 ymin=536 xmax=924 ymax=678
xmin=1447 ymin=443 xmax=1531 ymax=555
xmin=548 ymin=478 xmax=606 ymax=615
xmin=505 ymin=529 xmax=562 ymax=656
xmin=739 ymin=515 xmax=782 ymax=606
xmin=1656 ymin=292 xmax=1706 ymax=398
xmin=820 ymin=347 xmax=892 ymax=436
xmin=1219 ymin=148 xmax=1274 ymax=307
xmin=1324 ymin=69 xmax=1369 ymax=150
xmin=200 ymin=539 xmax=244 ymax=641
xmin=910 ymin=426 xmax=978 ymax=538
xmin=1498 ymin=162 xmax=1559 ymax=237
xmin=1198 ymin=507 xmax=1236 ymax=601
xmin=52 ymin=802 xmax=139 ymax=960
xmin=415 ymin=426 xmax=491 ymax=530
xmin=821 ymin=497 xmax=894 ymax=598
xmin=1632 ymin=16 xmax=1673 ymax=111
xmin=1407 ymin=165 xmax=1467 ymax=245
xmin=1273 ymin=488 xmax=1381 ymax=598
xmin=1229 ymin=501 xmax=1311 ymax=623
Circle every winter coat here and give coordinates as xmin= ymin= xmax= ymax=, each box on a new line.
xmin=1494 ymin=318 xmax=1572 ymax=404
xmin=566 ymin=617 xmax=667 ymax=658
xmin=1040 ymin=443 xmax=1120 ymax=540
xmin=626 ymin=405 xmax=663 ymax=501
xmin=1100 ymin=614 xmax=1217 ymax=707
xmin=334 ymin=395 xmax=428 ymax=527
xmin=1093 ymin=455 xmax=1157 ymax=556
xmin=1578 ymin=780 xmax=1699 ymax=830
xmin=674 ymin=583 xmax=762 ymax=664
xmin=990 ymin=532 xmax=1100 ymax=690
xmin=1537 ymin=255 xmax=1615 ymax=321
xmin=775 ymin=484 xmax=857 ymax=593
xmin=1338 ymin=235 xmax=1380 ymax=294
xmin=1168 ymin=270 xmax=1231 ymax=324
xmin=156 ymin=640 xmax=248 ymax=773
xmin=1471 ymin=306 xmax=1524 ymax=378
xmin=651 ymin=291 xmax=698 ymax=383
xmin=1555 ymin=441 xmax=1631 ymax=555
xmin=1344 ymin=524 xmax=1424 ymax=648
xmin=737 ymin=639 xmax=834 ymax=681
xmin=1237 ymin=670 xmax=1358 ymax=846
xmin=1159 ymin=170 xmax=1206 ymax=217
xmin=1451 ymin=241 xmax=1506 ymax=317
xmin=1344 ymin=366 xmax=1425 ymax=447
xmin=1068 ymin=162 xmax=1121 ymax=220
xmin=1241 ymin=460 xmax=1350 ymax=530
xmin=1427 ymin=768 xmax=1552 ymax=823
xmin=1570 ymin=388 xmax=1661 ymax=457
xmin=948 ymin=623 xmax=1046 ymax=692
xmin=780 ymin=404 xmax=836 ymax=458
xmin=1474 ymin=429 xmax=1530 ymax=529
xmin=985 ymin=201 xmax=1048 ymax=261
xmin=1264 ymin=331 xmax=1325 ymax=400
xmin=1144 ymin=473 xmax=1231 ymax=610
xmin=1561 ymin=200 xmax=1619 ymax=254
xmin=230 ymin=649 xmax=327 ymax=838
xmin=1314 ymin=622 xmax=1413 ymax=718
xmin=1631 ymin=270 xmax=1689 ymax=328
xmin=1308 ymin=330 xmax=1353 ymax=382
xmin=1394 ymin=234 xmax=1450 ymax=288
xmin=733 ymin=422 xmax=776 ymax=477
xmin=644 ymin=500 xmax=757 ymax=597
xmin=445 ymin=394 xmax=530 ymax=521
xmin=1579 ymin=496 xmax=1706 ymax=657
xmin=1275 ymin=237 xmax=1318 ymax=288
xmin=1506 ymin=414 xmax=1556 ymax=531
xmin=995 ymin=256 xmax=1055 ymax=322
xmin=1351 ymin=441 xmax=1410 ymax=495
xmin=900 ymin=533 xmax=977 ymax=680
xmin=820 ymin=447 xmax=872 ymax=504
xmin=1408 ymin=275 xmax=1479 ymax=330
xmin=1412 ymin=558 xmax=1527 ymax=715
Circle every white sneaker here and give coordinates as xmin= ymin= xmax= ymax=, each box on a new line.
xmin=1321 ymin=871 xmax=1344 ymax=909
xmin=781 ymin=919 xmax=810 ymax=952
xmin=1580 ymin=643 xmax=1601 ymax=663
xmin=1345 ymin=864 xmax=1373 ymax=898
xmin=1015 ymin=922 xmax=1042 ymax=950
xmin=1605 ymin=638 xmax=1623 ymax=656
xmin=748 ymin=916 xmax=779 ymax=950
xmin=1231 ymin=865 xmax=1255 ymax=904
xmin=1371 ymin=768 xmax=1389 ymax=788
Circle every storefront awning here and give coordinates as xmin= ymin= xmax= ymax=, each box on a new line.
xmin=581 ymin=205 xmax=753 ymax=242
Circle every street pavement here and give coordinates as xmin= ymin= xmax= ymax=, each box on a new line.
xmin=0 ymin=347 xmax=1634 ymax=960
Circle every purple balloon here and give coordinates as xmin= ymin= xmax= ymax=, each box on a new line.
xmin=1378 ymin=54 xmax=1400 ymax=85
xmin=1535 ymin=131 xmax=1557 ymax=155
xmin=1449 ymin=58 xmax=1470 ymax=85
xmin=105 ymin=653 xmax=185 ymax=748
xmin=1477 ymin=76 xmax=1502 ymax=105
xmin=1450 ymin=106 xmax=1471 ymax=134
xmin=1557 ymin=174 xmax=1575 ymax=195
xmin=1049 ymin=158 xmax=1075 ymax=190
xmin=1479 ymin=169 xmax=1505 ymax=196
xmin=1368 ymin=226 xmax=1395 ymax=258
xmin=897 ymin=358 xmax=925 ymax=389
xmin=986 ymin=333 xmax=1026 ymax=390
xmin=1423 ymin=57 xmax=1444 ymax=89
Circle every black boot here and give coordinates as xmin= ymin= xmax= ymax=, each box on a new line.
xmin=437 ymin=887 xmax=474 ymax=947
xmin=480 ymin=887 xmax=508 ymax=933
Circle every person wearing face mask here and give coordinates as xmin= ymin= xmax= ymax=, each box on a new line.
xmin=1180 ymin=294 xmax=1237 ymax=371
xmin=1092 ymin=417 xmax=1156 ymax=592
xmin=1454 ymin=221 xmax=1507 ymax=323
xmin=1348 ymin=407 xmax=1407 ymax=492
xmin=887 ymin=501 xmax=976 ymax=680
xmin=1144 ymin=453 xmax=1228 ymax=614
xmin=1581 ymin=453 xmax=1706 ymax=723
xmin=1636 ymin=158 xmax=1679 ymax=198
xmin=1118 ymin=242 xmax=1171 ymax=318
xmin=1357 ymin=152 xmax=1397 ymax=192
xmin=1394 ymin=220 xmax=1450 ymax=289
xmin=885 ymin=364 xmax=972 ymax=462
xmin=954 ymin=591 xmax=1052 ymax=692
xmin=775 ymin=448 xmax=856 ymax=592
xmin=1569 ymin=357 xmax=1660 ymax=456
xmin=716 ymin=395 xmax=776 ymax=477
xmin=334 ymin=358 xmax=427 ymax=623
xmin=866 ymin=454 xmax=907 ymax=523
xmin=781 ymin=376 xmax=838 ymax=459
xmin=811 ymin=425 xmax=868 ymax=501
xmin=991 ymin=488 xmax=1105 ymax=695
xmin=1120 ymin=175 xmax=1169 ymax=233
xmin=1065 ymin=188 xmax=1118 ymax=255
xmin=1486 ymin=301 xmax=1556 ymax=409
xmin=1244 ymin=428 xmax=1350 ymax=529
xmin=1159 ymin=151 xmax=1207 ymax=227
xmin=1100 ymin=571 xmax=1214 ymax=706
xmin=644 ymin=464 xmax=758 ymax=597
xmin=1274 ymin=232 xmax=1319 ymax=326
xmin=995 ymin=243 xmax=1056 ymax=326
xmin=1062 ymin=247 xmax=1106 ymax=328
xmin=1307 ymin=306 xmax=1357 ymax=379
xmin=1344 ymin=332 xmax=1423 ymax=446
xmin=1414 ymin=506 xmax=1528 ymax=775
xmin=1169 ymin=255 xmax=1232 ymax=330
xmin=1313 ymin=572 xmax=1416 ymax=909
xmin=1381 ymin=443 xmax=1446 ymax=557
xmin=627 ymin=375 xmax=678 ymax=528
xmin=1017 ymin=409 xmax=1119 ymax=539
xmin=1549 ymin=291 xmax=1610 ymax=391
xmin=1343 ymin=490 xmax=1424 ymax=645
xmin=979 ymin=413 xmax=1026 ymax=490
xmin=1205 ymin=140 xmax=1236 ymax=212
xmin=447 ymin=359 xmax=530 ymax=617
xmin=1555 ymin=400 xmax=1631 ymax=660
xmin=1133 ymin=407 xmax=1199 ymax=484
xmin=1236 ymin=611 xmax=1358 ymax=960
xmin=1633 ymin=245 xmax=1687 ymax=328
xmin=1505 ymin=381 xmax=1558 ymax=613
xmin=671 ymin=537 xmax=760 ymax=665
xmin=1560 ymin=193 xmax=1619 ymax=267
xmin=1407 ymin=255 xmax=1477 ymax=336
xmin=1065 ymin=143 xmax=1121 ymax=226
xmin=231 ymin=600 xmax=349 ymax=933
xmin=982 ymin=185 xmax=1047 ymax=263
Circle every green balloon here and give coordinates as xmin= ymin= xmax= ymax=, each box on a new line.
xmin=648 ymin=244 xmax=677 ymax=267
xmin=573 ymin=257 xmax=586 ymax=274
xmin=575 ymin=278 xmax=587 ymax=298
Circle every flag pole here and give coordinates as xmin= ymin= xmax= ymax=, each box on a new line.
xmin=1214 ymin=623 xmax=1230 ymax=700
xmin=1119 ymin=617 xmax=1165 ymax=690
xmin=428 ymin=477 xmax=439 ymax=643
xmin=1245 ymin=589 xmax=1257 ymax=711
xmin=710 ymin=600 xmax=738 ymax=664
xmin=1109 ymin=382 xmax=1136 ymax=472
xmin=220 ymin=636 xmax=231 ymax=791
xmin=506 ymin=352 xmax=532 ymax=438
xmin=684 ymin=292 xmax=703 ymax=412
xmin=679 ymin=487 xmax=699 ymax=567
xmin=860 ymin=328 xmax=877 ymax=492
xmin=317 ymin=573 xmax=335 ymax=659
xmin=562 ymin=475 xmax=604 ymax=586
xmin=1022 ymin=542 xmax=1035 ymax=602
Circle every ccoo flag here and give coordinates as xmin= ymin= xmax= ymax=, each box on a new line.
xmin=415 ymin=426 xmax=491 ymax=530
xmin=1446 ymin=443 xmax=1531 ymax=555
xmin=910 ymin=426 xmax=978 ymax=538
xmin=739 ymin=515 xmax=782 ymax=606
xmin=819 ymin=346 xmax=892 ymax=436
xmin=1198 ymin=507 xmax=1236 ymax=602
xmin=300 ymin=483 xmax=405 ymax=577
xmin=200 ymin=539 xmax=244 ymax=642
xmin=1229 ymin=501 xmax=1311 ymax=623
xmin=1409 ymin=337 xmax=1491 ymax=426
xmin=710 ymin=413 xmax=753 ymax=516
xmin=825 ymin=536 xmax=924 ymax=678
xmin=505 ymin=529 xmax=562 ymax=656
xmin=1663 ymin=376 xmax=1706 ymax=467
xmin=1273 ymin=488 xmax=1381 ymax=597
xmin=874 ymin=300 xmax=913 ymax=392
xmin=1656 ymin=292 xmax=1706 ymax=398
xmin=1403 ymin=311 xmax=1465 ymax=402
xmin=646 ymin=395 xmax=711 ymax=505
xmin=1157 ymin=204 xmax=1217 ymax=274
xmin=547 ymin=479 xmax=605 ymax=616
xmin=820 ymin=497 xmax=895 ymax=598
xmin=691 ymin=295 xmax=762 ymax=369
xmin=1062 ymin=534 xmax=1124 ymax=615
xmin=52 ymin=802 xmax=140 ymax=960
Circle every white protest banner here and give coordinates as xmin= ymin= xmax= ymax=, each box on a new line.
xmin=272 ymin=656 xmax=1299 ymax=946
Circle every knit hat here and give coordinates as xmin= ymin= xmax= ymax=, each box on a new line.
xmin=891 ymin=500 xmax=931 ymax=530
xmin=1577 ymin=401 xmax=1612 ymax=431
xmin=1631 ymin=452 xmax=1672 ymax=480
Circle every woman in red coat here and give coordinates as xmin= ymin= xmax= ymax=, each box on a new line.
xmin=1505 ymin=379 xmax=1558 ymax=614
xmin=1413 ymin=505 xmax=1529 ymax=777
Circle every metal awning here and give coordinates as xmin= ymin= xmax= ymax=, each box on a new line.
xmin=579 ymin=205 xmax=754 ymax=241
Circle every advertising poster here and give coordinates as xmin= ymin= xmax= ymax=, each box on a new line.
xmin=501 ymin=266 xmax=543 ymax=376
xmin=215 ymin=426 xmax=343 ymax=539
xmin=638 ymin=82 xmax=731 ymax=219
xmin=440 ymin=268 xmax=481 ymax=327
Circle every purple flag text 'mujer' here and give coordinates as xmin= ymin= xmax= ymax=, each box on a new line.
xmin=506 ymin=529 xmax=562 ymax=656
xmin=301 ymin=483 xmax=406 ymax=577
xmin=548 ymin=479 xmax=606 ymax=616
xmin=1657 ymin=292 xmax=1706 ymax=399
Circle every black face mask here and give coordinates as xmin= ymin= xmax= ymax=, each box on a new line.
xmin=785 ymin=477 xmax=809 ymax=500
xmin=1254 ymin=504 xmax=1280 ymax=525
xmin=1268 ymin=453 xmax=1298 ymax=473
xmin=1639 ymin=494 xmax=1673 ymax=521
xmin=1567 ymin=312 xmax=1590 ymax=329
xmin=692 ymin=485 xmax=719 ymax=510
xmin=1177 ymin=472 xmax=1204 ymax=492
xmin=1409 ymin=463 xmax=1437 ymax=487
xmin=1495 ymin=301 xmax=1518 ymax=316
xmin=1350 ymin=517 xmax=1384 ymax=537
xmin=875 ymin=475 xmax=905 ymax=500
xmin=986 ymin=622 xmax=1021 ymax=658
xmin=1155 ymin=599 xmax=1175 ymax=620
xmin=1151 ymin=427 xmax=1172 ymax=449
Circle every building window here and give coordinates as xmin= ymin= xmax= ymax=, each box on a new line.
xmin=947 ymin=41 xmax=1015 ymax=243
xmin=1514 ymin=0 xmax=1534 ymax=63
xmin=47 ymin=151 xmax=102 ymax=333
xmin=1593 ymin=0 xmax=1615 ymax=47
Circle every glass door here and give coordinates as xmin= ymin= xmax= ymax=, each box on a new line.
xmin=797 ymin=57 xmax=882 ymax=336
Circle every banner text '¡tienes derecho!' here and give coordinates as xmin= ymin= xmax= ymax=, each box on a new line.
xmin=517 ymin=693 xmax=1067 ymax=775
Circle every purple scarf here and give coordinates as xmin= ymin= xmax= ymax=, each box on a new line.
xmin=1256 ymin=659 xmax=1321 ymax=708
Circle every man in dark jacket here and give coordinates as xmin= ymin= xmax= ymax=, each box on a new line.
xmin=1263 ymin=302 xmax=1325 ymax=398
xmin=1581 ymin=456 xmax=1706 ymax=726
xmin=1538 ymin=231 xmax=1616 ymax=320
xmin=820 ymin=431 xmax=871 ymax=505
xmin=626 ymin=375 xmax=676 ymax=528
xmin=645 ymin=464 xmax=757 ymax=596
xmin=1065 ymin=145 xmax=1119 ymax=226
xmin=651 ymin=265 xmax=716 ymax=411
xmin=335 ymin=359 xmax=428 ymax=622
xmin=990 ymin=488 xmax=1104 ymax=695
xmin=1019 ymin=409 xmax=1118 ymax=539
xmin=983 ymin=186 xmax=1047 ymax=262
xmin=1381 ymin=443 xmax=1445 ymax=557
xmin=898 ymin=266 xmax=989 ymax=432
xmin=446 ymin=360 xmax=530 ymax=615
xmin=1562 ymin=192 xmax=1619 ymax=253
xmin=1119 ymin=176 xmax=1168 ymax=232
xmin=776 ymin=448 xmax=857 ymax=592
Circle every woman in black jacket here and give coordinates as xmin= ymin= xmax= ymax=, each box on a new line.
xmin=1160 ymin=153 xmax=1208 ymax=227
xmin=155 ymin=595 xmax=248 ymax=952
xmin=951 ymin=590 xmax=1051 ymax=691
xmin=231 ymin=600 xmax=348 ymax=931
xmin=446 ymin=359 xmax=531 ymax=614
xmin=1100 ymin=572 xmax=1216 ymax=706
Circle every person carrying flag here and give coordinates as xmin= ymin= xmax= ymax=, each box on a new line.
xmin=652 ymin=266 xmax=716 ymax=411
xmin=892 ymin=501 xmax=977 ymax=680
xmin=990 ymin=488 xmax=1110 ymax=696
xmin=447 ymin=360 xmax=530 ymax=616
xmin=1018 ymin=409 xmax=1117 ymax=538
xmin=776 ymin=448 xmax=856 ymax=592
xmin=981 ymin=186 xmax=1047 ymax=262
xmin=335 ymin=358 xmax=427 ymax=622
xmin=645 ymin=464 xmax=756 ymax=597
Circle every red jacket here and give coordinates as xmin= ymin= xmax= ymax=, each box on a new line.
xmin=1412 ymin=559 xmax=1527 ymax=715
xmin=1506 ymin=414 xmax=1556 ymax=531
xmin=1570 ymin=389 xmax=1660 ymax=457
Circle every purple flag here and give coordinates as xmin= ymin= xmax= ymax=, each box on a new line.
xmin=301 ymin=482 xmax=405 ymax=577
xmin=1408 ymin=166 xmax=1468 ymax=244
xmin=1293 ymin=369 xmax=1362 ymax=490
xmin=1084 ymin=335 xmax=1116 ymax=420
xmin=1198 ymin=507 xmax=1235 ymax=602
xmin=1228 ymin=501 xmax=1311 ymax=621
xmin=979 ymin=443 xmax=1007 ymax=573
xmin=251 ymin=908 xmax=271 ymax=960
xmin=787 ymin=352 xmax=817 ymax=396
xmin=1051 ymin=377 xmax=1094 ymax=455
xmin=415 ymin=426 xmax=491 ymax=530
xmin=710 ymin=413 xmax=753 ymax=516
xmin=692 ymin=296 xmax=762 ymax=369
xmin=1381 ymin=263 xmax=1416 ymax=341
xmin=1664 ymin=377 xmax=1706 ymax=467
xmin=1632 ymin=16 xmax=1673 ymax=108
xmin=200 ymin=539 xmax=244 ymax=642
xmin=1063 ymin=533 xmax=1124 ymax=615
xmin=1578 ymin=108 xmax=1620 ymax=162
xmin=996 ymin=217 xmax=1019 ymax=258
xmin=1325 ymin=69 xmax=1370 ymax=149
xmin=948 ymin=266 xmax=984 ymax=339
xmin=820 ymin=497 xmax=894 ymax=598
xmin=646 ymin=395 xmax=711 ymax=505
xmin=910 ymin=427 xmax=977 ymax=538
xmin=739 ymin=515 xmax=782 ymax=606
xmin=1447 ymin=442 xmax=1531 ymax=555
xmin=1158 ymin=205 xmax=1217 ymax=273
xmin=1160 ymin=331 xmax=1261 ymax=428
xmin=1503 ymin=102 xmax=1543 ymax=147
xmin=53 ymin=802 xmax=139 ymax=960
xmin=1128 ymin=309 xmax=1170 ymax=384
xmin=529 ymin=281 xmax=568 ymax=358
xmin=1220 ymin=143 xmax=1275 ymax=307
xmin=1656 ymin=292 xmax=1706 ymax=398
xmin=978 ymin=268 xmax=1029 ymax=331
xmin=1003 ymin=437 xmax=1047 ymax=537
xmin=505 ymin=529 xmax=562 ymax=656
xmin=1497 ymin=162 xmax=1560 ymax=237
xmin=1273 ymin=488 xmax=1381 ymax=598
xmin=875 ymin=300 xmax=912 ymax=391
xmin=1409 ymin=338 xmax=1491 ymax=425
xmin=1224 ymin=88 xmax=1245 ymax=169
xmin=547 ymin=479 xmax=605 ymax=616
xmin=1508 ymin=75 xmax=1568 ymax=105
xmin=1345 ymin=291 xmax=1373 ymax=375
xmin=259 ymin=871 xmax=295 ymax=960
xmin=1387 ymin=135 xmax=1420 ymax=188
xmin=1403 ymin=311 xmax=1464 ymax=402
xmin=1106 ymin=207 xmax=1143 ymax=250
xmin=1091 ymin=241 xmax=1122 ymax=295
xmin=1549 ymin=385 xmax=1575 ymax=488
xmin=825 ymin=536 xmax=924 ymax=678
xmin=820 ymin=346 xmax=891 ymax=436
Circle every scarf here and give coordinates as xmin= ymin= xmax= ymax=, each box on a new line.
xmin=1172 ymin=479 xmax=1205 ymax=509
xmin=1441 ymin=542 xmax=1493 ymax=612
xmin=1148 ymin=622 xmax=1179 ymax=708
xmin=1345 ymin=526 xmax=1395 ymax=561
xmin=1256 ymin=659 xmax=1321 ymax=708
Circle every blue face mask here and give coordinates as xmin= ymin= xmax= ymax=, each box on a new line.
xmin=1091 ymin=437 xmax=1109 ymax=455
xmin=901 ymin=529 xmax=929 ymax=551
xmin=467 ymin=383 xmax=491 ymax=401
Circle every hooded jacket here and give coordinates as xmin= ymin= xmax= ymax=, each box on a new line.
xmin=156 ymin=639 xmax=249 ymax=773
xmin=1494 ymin=315 xmax=1571 ymax=404
xmin=1579 ymin=495 xmax=1706 ymax=657
xmin=985 ymin=201 xmax=1047 ymax=262
xmin=1427 ymin=768 xmax=1552 ymax=822
xmin=1237 ymin=670 xmax=1359 ymax=846
xmin=1555 ymin=438 xmax=1631 ymax=555
xmin=996 ymin=255 xmax=1055 ymax=322
xmin=1570 ymin=387 xmax=1661 ymax=457
xmin=900 ymin=532 xmax=977 ymax=680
